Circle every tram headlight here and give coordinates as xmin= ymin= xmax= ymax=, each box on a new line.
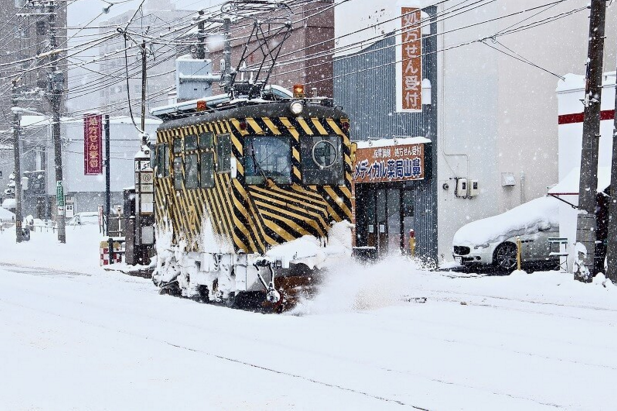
xmin=290 ymin=100 xmax=304 ymax=116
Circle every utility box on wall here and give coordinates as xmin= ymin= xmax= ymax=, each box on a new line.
xmin=455 ymin=178 xmax=467 ymax=198
xmin=469 ymin=179 xmax=479 ymax=197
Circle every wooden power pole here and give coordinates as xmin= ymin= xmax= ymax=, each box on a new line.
xmin=574 ymin=0 xmax=607 ymax=282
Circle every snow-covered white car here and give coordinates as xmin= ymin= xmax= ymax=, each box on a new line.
xmin=67 ymin=212 xmax=100 ymax=226
xmin=452 ymin=196 xmax=560 ymax=271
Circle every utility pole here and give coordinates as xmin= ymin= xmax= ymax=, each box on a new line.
xmin=196 ymin=10 xmax=206 ymax=60
xmin=574 ymin=0 xmax=607 ymax=282
xmin=141 ymin=40 xmax=147 ymax=134
xmin=12 ymin=80 xmax=23 ymax=243
xmin=104 ymin=114 xmax=110 ymax=236
xmin=222 ymin=17 xmax=232 ymax=95
xmin=47 ymin=0 xmax=66 ymax=243
xmin=606 ymin=62 xmax=617 ymax=283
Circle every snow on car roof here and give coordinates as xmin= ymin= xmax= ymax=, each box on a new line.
xmin=453 ymin=196 xmax=559 ymax=246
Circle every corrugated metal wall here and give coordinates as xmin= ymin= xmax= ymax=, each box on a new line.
xmin=334 ymin=7 xmax=438 ymax=261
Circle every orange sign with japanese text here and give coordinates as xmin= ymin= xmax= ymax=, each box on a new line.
xmin=84 ymin=114 xmax=102 ymax=175
xmin=400 ymin=7 xmax=422 ymax=111
xmin=354 ymin=143 xmax=425 ymax=184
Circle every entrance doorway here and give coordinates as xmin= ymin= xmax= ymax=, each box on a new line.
xmin=356 ymin=185 xmax=414 ymax=257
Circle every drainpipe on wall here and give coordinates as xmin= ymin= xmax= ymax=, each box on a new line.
xmin=520 ymin=171 xmax=526 ymax=204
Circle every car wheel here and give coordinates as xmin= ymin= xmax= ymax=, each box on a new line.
xmin=493 ymin=242 xmax=517 ymax=272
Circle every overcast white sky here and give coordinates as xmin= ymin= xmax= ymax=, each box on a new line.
xmin=68 ymin=0 xmax=225 ymax=27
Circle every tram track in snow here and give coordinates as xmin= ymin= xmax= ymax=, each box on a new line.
xmin=0 ymin=266 xmax=577 ymax=410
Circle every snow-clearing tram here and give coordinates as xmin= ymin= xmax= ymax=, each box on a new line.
xmin=148 ymin=1 xmax=354 ymax=310
xmin=150 ymin=89 xmax=354 ymax=309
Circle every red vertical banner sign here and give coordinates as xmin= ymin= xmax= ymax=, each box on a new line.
xmin=84 ymin=114 xmax=103 ymax=175
xmin=398 ymin=7 xmax=422 ymax=112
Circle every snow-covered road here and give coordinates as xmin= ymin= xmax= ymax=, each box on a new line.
xmin=1 ymin=227 xmax=617 ymax=410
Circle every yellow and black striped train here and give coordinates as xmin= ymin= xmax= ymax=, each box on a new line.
xmin=151 ymin=90 xmax=354 ymax=308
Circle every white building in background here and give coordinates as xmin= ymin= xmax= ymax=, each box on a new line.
xmin=20 ymin=116 xmax=160 ymax=218
xmin=98 ymin=1 xmax=193 ymax=117
xmin=334 ymin=0 xmax=617 ymax=263
xmin=550 ymin=72 xmax=616 ymax=245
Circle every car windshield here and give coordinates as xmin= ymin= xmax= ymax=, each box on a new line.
xmin=244 ymin=136 xmax=292 ymax=185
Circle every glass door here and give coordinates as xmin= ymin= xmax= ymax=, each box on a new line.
xmin=386 ymin=188 xmax=401 ymax=254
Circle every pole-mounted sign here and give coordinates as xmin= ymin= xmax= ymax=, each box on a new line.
xmin=56 ymin=181 xmax=65 ymax=207
xmin=84 ymin=114 xmax=103 ymax=175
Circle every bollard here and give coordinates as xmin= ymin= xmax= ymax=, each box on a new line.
xmin=108 ymin=237 xmax=114 ymax=266
xmin=516 ymin=236 xmax=522 ymax=271
xmin=409 ymin=229 xmax=416 ymax=257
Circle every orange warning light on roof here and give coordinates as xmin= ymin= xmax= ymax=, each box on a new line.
xmin=196 ymin=100 xmax=207 ymax=111
xmin=293 ymin=84 xmax=305 ymax=99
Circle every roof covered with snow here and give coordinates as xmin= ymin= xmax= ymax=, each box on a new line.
xmin=0 ymin=204 xmax=15 ymax=220
xmin=556 ymin=72 xmax=616 ymax=93
xmin=548 ymin=166 xmax=611 ymax=195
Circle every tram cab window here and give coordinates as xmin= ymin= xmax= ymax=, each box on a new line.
xmin=156 ymin=144 xmax=169 ymax=177
xmin=217 ymin=134 xmax=231 ymax=173
xmin=200 ymin=152 xmax=214 ymax=188
xmin=244 ymin=136 xmax=291 ymax=185
xmin=301 ymin=136 xmax=344 ymax=185
xmin=173 ymin=157 xmax=183 ymax=190
xmin=185 ymin=154 xmax=199 ymax=189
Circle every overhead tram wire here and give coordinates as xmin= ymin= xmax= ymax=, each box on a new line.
xmin=0 ymin=0 xmax=567 ymax=91
xmin=9 ymin=0 xmax=564 ymax=119
xmin=482 ymin=39 xmax=566 ymax=80
xmin=299 ymin=3 xmax=588 ymax=89
xmin=271 ymin=0 xmax=584 ymax=82
xmin=266 ymin=0 xmax=575 ymax=73
xmin=267 ymin=0 xmax=496 ymax=73
xmin=68 ymin=47 xmax=178 ymax=100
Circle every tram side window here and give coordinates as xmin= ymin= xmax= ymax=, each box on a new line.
xmin=200 ymin=152 xmax=214 ymax=188
xmin=301 ymin=136 xmax=344 ymax=185
xmin=185 ymin=134 xmax=198 ymax=150
xmin=199 ymin=131 xmax=213 ymax=149
xmin=185 ymin=154 xmax=199 ymax=189
xmin=173 ymin=137 xmax=182 ymax=154
xmin=173 ymin=156 xmax=183 ymax=190
xmin=217 ymin=133 xmax=231 ymax=173
xmin=156 ymin=144 xmax=170 ymax=177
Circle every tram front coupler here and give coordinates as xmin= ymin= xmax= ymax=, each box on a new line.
xmin=254 ymin=257 xmax=282 ymax=304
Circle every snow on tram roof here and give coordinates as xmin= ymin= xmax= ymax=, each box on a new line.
xmin=354 ymin=136 xmax=431 ymax=149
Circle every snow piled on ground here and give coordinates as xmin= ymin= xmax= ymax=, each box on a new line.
xmin=3 ymin=223 xmax=617 ymax=410
xmin=296 ymin=254 xmax=617 ymax=317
